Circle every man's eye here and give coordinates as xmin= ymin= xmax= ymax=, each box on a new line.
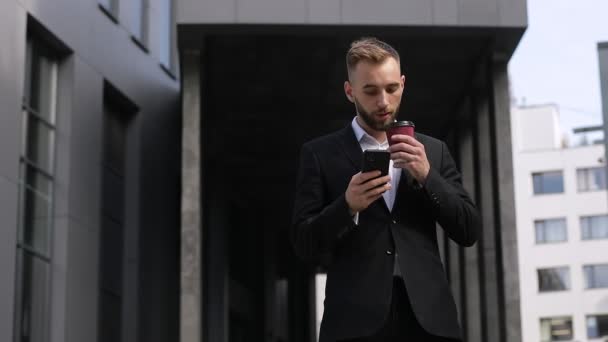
xmin=364 ymin=90 xmax=378 ymax=96
xmin=387 ymin=87 xmax=398 ymax=94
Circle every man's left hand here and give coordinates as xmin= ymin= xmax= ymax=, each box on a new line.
xmin=387 ymin=134 xmax=430 ymax=184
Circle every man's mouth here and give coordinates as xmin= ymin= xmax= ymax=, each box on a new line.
xmin=377 ymin=112 xmax=391 ymax=118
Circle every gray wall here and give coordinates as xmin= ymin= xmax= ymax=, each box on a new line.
xmin=0 ymin=0 xmax=180 ymax=342
xmin=176 ymin=0 xmax=526 ymax=27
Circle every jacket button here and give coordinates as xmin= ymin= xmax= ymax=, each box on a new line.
xmin=386 ymin=250 xmax=393 ymax=255
xmin=392 ymin=219 xmax=397 ymax=224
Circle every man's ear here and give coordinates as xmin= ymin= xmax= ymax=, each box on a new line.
xmin=401 ymin=75 xmax=406 ymax=89
xmin=344 ymin=81 xmax=354 ymax=103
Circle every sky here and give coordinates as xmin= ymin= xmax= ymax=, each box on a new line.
xmin=508 ymin=0 xmax=608 ymax=144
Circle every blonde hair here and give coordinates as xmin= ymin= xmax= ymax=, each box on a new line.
xmin=346 ymin=37 xmax=400 ymax=78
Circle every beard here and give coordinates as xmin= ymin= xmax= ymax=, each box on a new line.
xmin=353 ymin=97 xmax=400 ymax=131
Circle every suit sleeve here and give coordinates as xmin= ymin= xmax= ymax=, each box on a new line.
xmin=290 ymin=143 xmax=355 ymax=262
xmin=421 ymin=141 xmax=481 ymax=247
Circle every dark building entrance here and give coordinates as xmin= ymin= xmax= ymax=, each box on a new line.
xmin=180 ymin=26 xmax=523 ymax=342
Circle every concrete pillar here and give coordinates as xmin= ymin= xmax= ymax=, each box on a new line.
xmin=476 ymin=88 xmax=501 ymax=342
xmin=490 ymin=60 xmax=521 ymax=342
xmin=181 ymin=49 xmax=202 ymax=342
xmin=457 ymin=108 xmax=482 ymax=342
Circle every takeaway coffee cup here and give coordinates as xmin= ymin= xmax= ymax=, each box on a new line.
xmin=386 ymin=121 xmax=415 ymax=146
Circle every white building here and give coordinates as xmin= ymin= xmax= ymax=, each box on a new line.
xmin=512 ymin=104 xmax=608 ymax=342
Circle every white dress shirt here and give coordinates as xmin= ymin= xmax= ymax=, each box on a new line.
xmin=351 ymin=117 xmax=401 ymax=219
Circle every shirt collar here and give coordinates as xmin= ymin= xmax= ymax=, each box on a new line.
xmin=351 ymin=116 xmax=387 ymax=146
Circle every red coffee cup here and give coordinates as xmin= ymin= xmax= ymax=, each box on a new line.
xmin=386 ymin=121 xmax=415 ymax=146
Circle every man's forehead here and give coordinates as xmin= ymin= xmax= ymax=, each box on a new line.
xmin=350 ymin=59 xmax=402 ymax=85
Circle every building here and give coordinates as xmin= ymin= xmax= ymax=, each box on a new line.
xmin=512 ymin=104 xmax=608 ymax=342
xmin=0 ymin=1 xmax=180 ymax=342
xmin=176 ymin=1 xmax=527 ymax=342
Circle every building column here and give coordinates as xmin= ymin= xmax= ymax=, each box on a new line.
xmin=181 ymin=49 xmax=202 ymax=342
xmin=490 ymin=59 xmax=521 ymax=342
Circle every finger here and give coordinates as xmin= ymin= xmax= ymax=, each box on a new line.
xmin=365 ymin=183 xmax=391 ymax=198
xmin=389 ymin=134 xmax=409 ymax=143
xmin=362 ymin=175 xmax=391 ymax=191
xmin=390 ymin=151 xmax=414 ymax=162
xmin=389 ymin=143 xmax=419 ymax=155
xmin=403 ymin=135 xmax=422 ymax=147
xmin=356 ymin=170 xmax=382 ymax=184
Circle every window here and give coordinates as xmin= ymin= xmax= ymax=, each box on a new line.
xmin=535 ymin=218 xmax=567 ymax=244
xmin=159 ymin=0 xmax=173 ymax=69
xmin=538 ymin=267 xmax=570 ymax=292
xmin=587 ymin=314 xmax=608 ymax=339
xmin=99 ymin=0 xmax=118 ymax=20
xmin=577 ymin=167 xmax=607 ymax=192
xmin=584 ymin=264 xmax=608 ymax=289
xmin=540 ymin=317 xmax=573 ymax=341
xmin=15 ymin=36 xmax=59 ymax=342
xmin=533 ymin=171 xmax=564 ymax=195
xmin=581 ymin=215 xmax=608 ymax=240
xmin=99 ymin=98 xmax=128 ymax=342
xmin=131 ymin=0 xmax=148 ymax=48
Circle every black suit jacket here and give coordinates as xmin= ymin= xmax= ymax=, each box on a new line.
xmin=291 ymin=125 xmax=481 ymax=341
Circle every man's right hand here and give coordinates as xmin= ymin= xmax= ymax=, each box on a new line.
xmin=345 ymin=171 xmax=391 ymax=214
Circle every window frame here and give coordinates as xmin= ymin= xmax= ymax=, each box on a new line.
xmin=577 ymin=166 xmax=608 ymax=192
xmin=581 ymin=214 xmax=608 ymax=241
xmin=534 ymin=217 xmax=568 ymax=244
xmin=14 ymin=34 xmax=60 ymax=342
xmin=584 ymin=264 xmax=608 ymax=290
xmin=537 ymin=266 xmax=571 ymax=293
xmin=540 ymin=316 xmax=574 ymax=342
xmin=532 ymin=170 xmax=565 ymax=195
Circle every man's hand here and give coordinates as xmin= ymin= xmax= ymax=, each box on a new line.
xmin=345 ymin=171 xmax=391 ymax=214
xmin=388 ymin=134 xmax=430 ymax=184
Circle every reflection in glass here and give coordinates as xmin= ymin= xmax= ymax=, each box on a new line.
xmin=538 ymin=267 xmax=570 ymax=292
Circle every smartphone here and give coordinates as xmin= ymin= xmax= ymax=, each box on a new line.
xmin=361 ymin=149 xmax=390 ymax=177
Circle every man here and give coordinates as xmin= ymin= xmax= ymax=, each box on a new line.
xmin=291 ymin=37 xmax=481 ymax=341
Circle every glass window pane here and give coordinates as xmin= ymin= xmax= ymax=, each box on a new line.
xmin=159 ymin=0 xmax=172 ymax=67
xmin=132 ymin=0 xmax=146 ymax=41
xmin=19 ymin=185 xmax=52 ymax=255
xmin=587 ymin=314 xmax=608 ymax=339
xmin=27 ymin=45 xmax=56 ymax=123
xmin=533 ymin=171 xmax=564 ymax=194
xmin=535 ymin=218 xmax=567 ymax=243
xmin=24 ymin=113 xmax=54 ymax=173
xmin=578 ymin=167 xmax=608 ymax=191
xmin=581 ymin=215 xmax=608 ymax=240
xmin=540 ymin=317 xmax=573 ymax=341
xmin=20 ymin=162 xmax=52 ymax=197
xmin=16 ymin=251 xmax=49 ymax=342
xmin=585 ymin=265 xmax=608 ymax=289
xmin=99 ymin=0 xmax=117 ymax=14
xmin=538 ymin=267 xmax=570 ymax=292
xmin=593 ymin=167 xmax=607 ymax=190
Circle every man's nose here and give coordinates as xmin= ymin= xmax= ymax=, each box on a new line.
xmin=377 ymin=92 xmax=389 ymax=108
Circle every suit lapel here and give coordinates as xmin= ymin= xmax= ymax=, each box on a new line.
xmin=337 ymin=125 xmax=363 ymax=172
xmin=337 ymin=125 xmax=391 ymax=215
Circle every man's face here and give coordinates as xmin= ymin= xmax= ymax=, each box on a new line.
xmin=345 ymin=57 xmax=405 ymax=132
